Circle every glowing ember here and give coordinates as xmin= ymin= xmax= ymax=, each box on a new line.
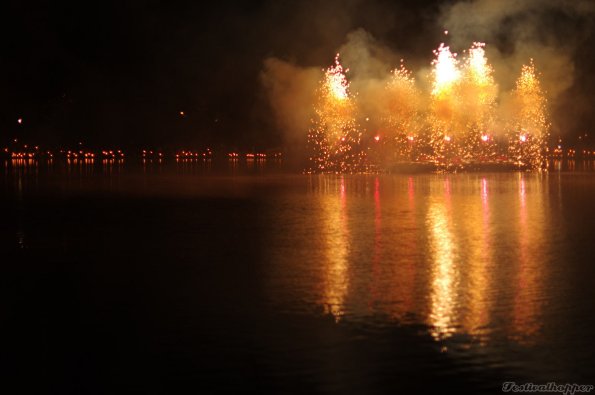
xmin=508 ymin=60 xmax=549 ymax=168
xmin=432 ymin=44 xmax=460 ymax=98
xmin=307 ymin=54 xmax=366 ymax=173
xmin=327 ymin=54 xmax=349 ymax=101
xmin=305 ymin=42 xmax=550 ymax=173
xmin=381 ymin=62 xmax=423 ymax=163
xmin=467 ymin=43 xmax=493 ymax=91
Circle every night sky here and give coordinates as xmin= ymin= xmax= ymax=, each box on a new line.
xmin=1 ymin=0 xmax=594 ymax=149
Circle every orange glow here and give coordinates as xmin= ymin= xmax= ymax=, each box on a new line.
xmin=327 ymin=54 xmax=349 ymax=101
xmin=428 ymin=196 xmax=457 ymax=340
xmin=321 ymin=176 xmax=350 ymax=320
xmin=432 ymin=44 xmax=460 ymax=98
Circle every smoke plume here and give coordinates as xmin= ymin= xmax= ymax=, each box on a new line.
xmin=262 ymin=0 xmax=595 ymax=147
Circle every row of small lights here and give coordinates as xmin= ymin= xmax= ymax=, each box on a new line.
xmin=550 ymin=148 xmax=595 ymax=158
xmin=4 ymin=147 xmax=281 ymax=160
xmin=8 ymin=139 xmax=595 ymax=160
xmin=229 ymin=152 xmax=281 ymax=159
xmin=175 ymin=149 xmax=212 ymax=159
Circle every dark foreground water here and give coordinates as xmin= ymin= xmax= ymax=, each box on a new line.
xmin=1 ymin=161 xmax=594 ymax=394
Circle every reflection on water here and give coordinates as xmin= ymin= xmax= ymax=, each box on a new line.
xmin=320 ymin=176 xmax=350 ymax=320
xmin=427 ymin=179 xmax=458 ymax=340
xmin=511 ymin=173 xmax=547 ymax=345
xmin=270 ymin=173 xmax=557 ymax=349
xmin=2 ymin=163 xmax=595 ymax=390
xmin=0 ymin=159 xmax=559 ymax=349
xmin=462 ymin=177 xmax=492 ymax=343
xmin=369 ymin=177 xmax=381 ymax=311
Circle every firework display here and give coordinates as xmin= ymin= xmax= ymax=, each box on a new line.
xmin=507 ymin=61 xmax=549 ymax=169
xmin=381 ymin=63 xmax=424 ymax=164
xmin=307 ymin=43 xmax=550 ymax=173
xmin=307 ymin=54 xmax=367 ymax=173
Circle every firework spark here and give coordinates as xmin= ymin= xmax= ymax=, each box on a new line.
xmin=305 ymin=43 xmax=549 ymax=173
xmin=307 ymin=54 xmax=366 ymax=173
xmin=428 ymin=44 xmax=463 ymax=166
xmin=508 ymin=60 xmax=549 ymax=169
xmin=460 ymin=42 xmax=498 ymax=163
xmin=373 ymin=62 xmax=424 ymax=164
xmin=432 ymin=44 xmax=460 ymax=98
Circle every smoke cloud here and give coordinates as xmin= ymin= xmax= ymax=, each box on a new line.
xmin=261 ymin=0 xmax=595 ymax=147
xmin=440 ymin=0 xmax=595 ymax=135
xmin=260 ymin=59 xmax=321 ymax=146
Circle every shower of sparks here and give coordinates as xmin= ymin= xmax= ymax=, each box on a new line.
xmin=459 ymin=42 xmax=498 ymax=163
xmin=432 ymin=44 xmax=460 ymax=99
xmin=507 ymin=60 xmax=549 ymax=169
xmin=357 ymin=63 xmax=420 ymax=168
xmin=327 ymin=56 xmax=349 ymax=101
xmin=306 ymin=43 xmax=550 ymax=173
xmin=428 ymin=44 xmax=462 ymax=165
xmin=467 ymin=43 xmax=493 ymax=92
xmin=380 ymin=62 xmax=423 ymax=164
xmin=307 ymin=54 xmax=366 ymax=173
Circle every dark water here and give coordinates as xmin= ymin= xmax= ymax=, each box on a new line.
xmin=1 ymin=160 xmax=595 ymax=394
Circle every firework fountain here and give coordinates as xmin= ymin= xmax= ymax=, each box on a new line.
xmin=382 ymin=63 xmax=423 ymax=164
xmin=307 ymin=55 xmax=366 ymax=173
xmin=507 ymin=60 xmax=549 ymax=169
xmin=306 ymin=42 xmax=550 ymax=173
xmin=459 ymin=43 xmax=498 ymax=162
xmin=428 ymin=43 xmax=463 ymax=165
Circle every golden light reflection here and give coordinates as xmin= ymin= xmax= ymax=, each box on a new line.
xmin=280 ymin=175 xmax=550 ymax=348
xmin=511 ymin=174 xmax=546 ymax=345
xmin=460 ymin=177 xmax=493 ymax=342
xmin=394 ymin=177 xmax=418 ymax=318
xmin=365 ymin=176 xmax=418 ymax=321
xmin=321 ymin=176 xmax=350 ymax=320
xmin=370 ymin=177 xmax=382 ymax=309
xmin=428 ymin=178 xmax=458 ymax=340
xmin=396 ymin=177 xmax=419 ymax=319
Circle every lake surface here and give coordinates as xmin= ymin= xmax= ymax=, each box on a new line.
xmin=1 ymin=160 xmax=594 ymax=394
